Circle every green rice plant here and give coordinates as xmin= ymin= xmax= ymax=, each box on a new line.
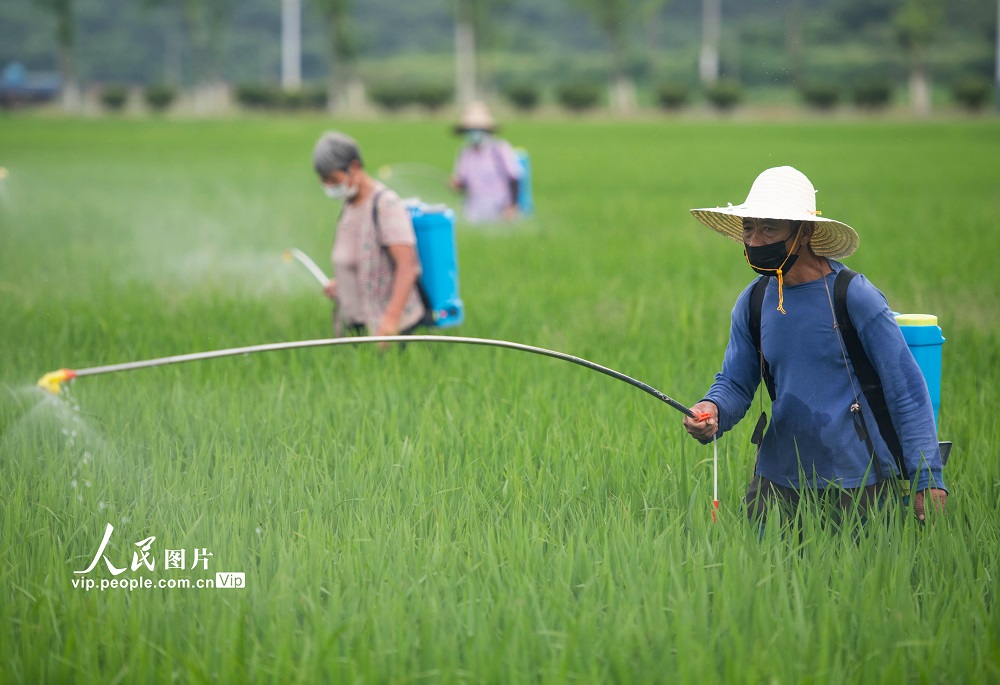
xmin=1 ymin=117 xmax=998 ymax=684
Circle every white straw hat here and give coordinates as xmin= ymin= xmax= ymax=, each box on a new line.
xmin=690 ymin=166 xmax=859 ymax=259
xmin=455 ymin=101 xmax=497 ymax=133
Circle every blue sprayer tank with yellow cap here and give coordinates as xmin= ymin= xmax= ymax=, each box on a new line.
xmin=896 ymin=313 xmax=951 ymax=467
xmin=407 ymin=200 xmax=464 ymax=328
xmin=895 ymin=314 xmax=945 ymax=426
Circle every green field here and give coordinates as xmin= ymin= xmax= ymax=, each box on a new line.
xmin=1 ymin=116 xmax=999 ymax=683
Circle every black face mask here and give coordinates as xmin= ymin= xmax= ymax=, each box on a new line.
xmin=744 ymin=225 xmax=802 ymax=277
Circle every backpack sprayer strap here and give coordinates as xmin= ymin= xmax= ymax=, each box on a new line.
xmin=832 ymin=269 xmax=909 ymax=482
xmin=749 ymin=269 xmax=908 ymax=488
xmin=823 ymin=270 xmax=889 ymax=487
xmin=748 ymin=277 xmax=771 ymax=456
xmin=490 ymin=142 xmax=520 ymax=208
xmin=371 ymin=189 xmax=435 ymax=326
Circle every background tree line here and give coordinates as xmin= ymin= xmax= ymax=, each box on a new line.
xmin=2 ymin=0 xmax=996 ymax=113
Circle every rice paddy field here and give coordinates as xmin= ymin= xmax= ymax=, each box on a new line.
xmin=1 ymin=114 xmax=999 ymax=684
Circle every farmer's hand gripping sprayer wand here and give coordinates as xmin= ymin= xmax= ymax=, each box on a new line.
xmin=37 ymin=336 xmax=718 ymax=519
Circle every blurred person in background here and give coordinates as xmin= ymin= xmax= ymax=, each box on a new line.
xmin=682 ymin=166 xmax=947 ymax=526
xmin=313 ymin=131 xmax=428 ymax=340
xmin=450 ymin=101 xmax=523 ymax=224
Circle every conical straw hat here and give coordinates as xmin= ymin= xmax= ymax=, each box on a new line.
xmin=690 ymin=166 xmax=859 ymax=259
xmin=455 ymin=101 xmax=497 ymax=132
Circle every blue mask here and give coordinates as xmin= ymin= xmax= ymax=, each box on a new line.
xmin=465 ymin=130 xmax=487 ymax=147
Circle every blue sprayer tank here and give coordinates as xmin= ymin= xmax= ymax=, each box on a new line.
xmin=407 ymin=200 xmax=463 ymax=328
xmin=895 ymin=314 xmax=945 ymax=427
xmin=514 ymin=148 xmax=533 ymax=216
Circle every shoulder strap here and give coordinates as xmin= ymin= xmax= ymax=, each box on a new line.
xmin=370 ymin=188 xmax=386 ymax=232
xmin=371 ymin=189 xmax=434 ymax=324
xmin=749 ymin=276 xmax=776 ymax=401
xmin=834 ymin=268 xmax=909 ymax=479
xmin=490 ymin=142 xmax=511 ymax=179
xmin=491 ymin=143 xmax=520 ymax=208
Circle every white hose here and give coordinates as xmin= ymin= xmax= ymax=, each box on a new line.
xmin=283 ymin=248 xmax=329 ymax=286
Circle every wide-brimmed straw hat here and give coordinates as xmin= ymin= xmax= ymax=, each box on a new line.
xmin=455 ymin=101 xmax=497 ymax=133
xmin=690 ymin=166 xmax=859 ymax=259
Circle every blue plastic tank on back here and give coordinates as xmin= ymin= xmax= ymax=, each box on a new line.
xmin=895 ymin=314 xmax=945 ymax=427
xmin=514 ymin=148 xmax=533 ymax=216
xmin=408 ymin=201 xmax=464 ymax=328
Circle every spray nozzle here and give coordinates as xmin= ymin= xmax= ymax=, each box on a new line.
xmin=37 ymin=368 xmax=77 ymax=394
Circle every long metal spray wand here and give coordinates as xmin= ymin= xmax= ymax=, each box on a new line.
xmin=37 ymin=335 xmax=709 ymax=421
xmin=36 ymin=335 xmax=717 ymax=517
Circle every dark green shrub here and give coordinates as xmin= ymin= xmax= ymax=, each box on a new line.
xmin=99 ymin=84 xmax=128 ymax=111
xmin=236 ymin=83 xmax=279 ymax=108
xmin=410 ymin=83 xmax=453 ymax=110
xmin=705 ymin=78 xmax=742 ymax=110
xmin=236 ymin=84 xmax=326 ymax=111
xmin=504 ymin=82 xmax=540 ymax=111
xmin=144 ymin=83 xmax=176 ymax=112
xmin=799 ymin=82 xmax=840 ymax=110
xmin=655 ymin=83 xmax=689 ymax=110
xmin=300 ymin=85 xmax=327 ymax=109
xmin=280 ymin=89 xmax=305 ymax=109
xmin=952 ymin=74 xmax=993 ymax=111
xmin=281 ymin=87 xmax=327 ymax=110
xmin=556 ymin=82 xmax=601 ymax=111
xmin=852 ymin=79 xmax=893 ymax=109
xmin=368 ymin=82 xmax=412 ymax=111
xmin=368 ymin=82 xmax=452 ymax=111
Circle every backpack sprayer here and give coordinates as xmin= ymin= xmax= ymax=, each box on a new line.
xmin=36 ymin=336 xmax=718 ymax=516
xmin=288 ymin=197 xmax=464 ymax=328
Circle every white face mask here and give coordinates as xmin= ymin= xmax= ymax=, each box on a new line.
xmin=323 ymin=183 xmax=354 ymax=200
xmin=322 ymin=168 xmax=358 ymax=200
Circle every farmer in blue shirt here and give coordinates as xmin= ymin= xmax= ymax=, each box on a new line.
xmin=683 ymin=166 xmax=948 ymax=523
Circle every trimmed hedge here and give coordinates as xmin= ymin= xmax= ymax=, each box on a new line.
xmin=504 ymin=82 xmax=541 ymax=111
xmin=852 ymin=79 xmax=893 ymax=109
xmin=705 ymin=78 xmax=742 ymax=110
xmin=655 ymin=83 xmax=690 ymax=110
xmin=556 ymin=81 xmax=601 ymax=111
xmin=368 ymin=82 xmax=453 ymax=111
xmin=235 ymin=83 xmax=326 ymax=110
xmin=799 ymin=82 xmax=840 ymax=110
xmin=144 ymin=84 xmax=176 ymax=112
xmin=100 ymin=84 xmax=128 ymax=111
xmin=952 ymin=74 xmax=993 ymax=110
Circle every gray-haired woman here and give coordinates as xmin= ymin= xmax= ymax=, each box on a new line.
xmin=312 ymin=131 xmax=427 ymax=343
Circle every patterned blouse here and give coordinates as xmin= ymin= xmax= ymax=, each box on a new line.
xmin=330 ymin=182 xmax=425 ymax=335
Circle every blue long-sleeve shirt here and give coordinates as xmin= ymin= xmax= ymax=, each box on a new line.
xmin=704 ymin=261 xmax=946 ymax=492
